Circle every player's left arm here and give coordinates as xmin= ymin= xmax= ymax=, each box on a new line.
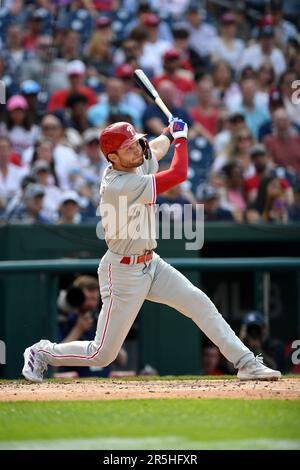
xmin=149 ymin=133 xmax=172 ymax=162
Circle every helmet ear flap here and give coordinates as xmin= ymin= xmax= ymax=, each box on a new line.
xmin=139 ymin=137 xmax=152 ymax=160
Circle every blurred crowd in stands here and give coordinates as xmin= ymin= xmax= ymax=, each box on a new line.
xmin=0 ymin=0 xmax=300 ymax=225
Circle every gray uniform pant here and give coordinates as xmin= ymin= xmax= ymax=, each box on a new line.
xmin=39 ymin=251 xmax=254 ymax=369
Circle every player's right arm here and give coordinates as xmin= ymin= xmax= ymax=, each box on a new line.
xmin=154 ymin=118 xmax=188 ymax=195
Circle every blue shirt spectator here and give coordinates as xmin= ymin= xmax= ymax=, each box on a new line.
xmin=88 ymin=78 xmax=142 ymax=129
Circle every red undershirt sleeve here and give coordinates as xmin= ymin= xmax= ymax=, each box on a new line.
xmin=154 ymin=138 xmax=188 ymax=195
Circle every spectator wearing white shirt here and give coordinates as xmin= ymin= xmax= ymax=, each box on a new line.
xmin=123 ymin=1 xmax=173 ymax=42
xmin=78 ymin=128 xmax=108 ymax=209
xmin=238 ymin=25 xmax=286 ymax=78
xmin=256 ymin=64 xmax=276 ymax=109
xmin=114 ymin=63 xmax=147 ymax=118
xmin=211 ymin=12 xmax=245 ymax=72
xmin=31 ymin=160 xmax=62 ymax=222
xmin=279 ymin=69 xmax=300 ymax=128
xmin=139 ymin=13 xmax=173 ymax=76
xmin=269 ymin=0 xmax=298 ymax=45
xmin=212 ymin=60 xmax=240 ymax=110
xmin=213 ymin=126 xmax=256 ymax=179
xmin=182 ymin=5 xmax=217 ymax=67
xmin=0 ymin=136 xmax=28 ymax=212
xmin=150 ymin=0 xmax=190 ymax=18
xmin=22 ymin=115 xmax=80 ymax=190
xmin=214 ymin=111 xmax=246 ymax=155
xmin=0 ymin=95 xmax=40 ymax=159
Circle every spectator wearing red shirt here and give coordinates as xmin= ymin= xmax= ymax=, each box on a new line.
xmin=202 ymin=343 xmax=228 ymax=376
xmin=23 ymin=10 xmax=45 ymax=52
xmin=47 ymin=61 xmax=97 ymax=113
xmin=244 ymin=143 xmax=292 ymax=204
xmin=188 ymin=74 xmax=220 ymax=141
xmin=152 ymin=49 xmax=195 ymax=107
xmin=172 ymin=25 xmax=194 ymax=73
xmin=263 ymin=108 xmax=300 ymax=174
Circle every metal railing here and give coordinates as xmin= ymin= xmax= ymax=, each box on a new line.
xmin=0 ymin=257 xmax=300 ymax=273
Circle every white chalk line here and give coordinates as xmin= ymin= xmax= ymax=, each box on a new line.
xmin=0 ymin=436 xmax=299 ymax=450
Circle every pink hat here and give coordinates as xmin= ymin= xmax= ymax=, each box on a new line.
xmin=6 ymin=95 xmax=29 ymax=112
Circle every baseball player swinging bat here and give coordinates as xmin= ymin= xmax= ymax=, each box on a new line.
xmin=134 ymin=69 xmax=173 ymax=121
xmin=22 ymin=68 xmax=281 ymax=383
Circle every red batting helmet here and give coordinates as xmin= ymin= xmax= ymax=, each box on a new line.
xmin=99 ymin=122 xmax=146 ymax=157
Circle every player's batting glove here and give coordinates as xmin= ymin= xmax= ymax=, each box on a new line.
xmin=169 ymin=117 xmax=188 ymax=140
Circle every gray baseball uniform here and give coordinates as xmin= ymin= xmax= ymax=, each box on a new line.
xmin=37 ymin=154 xmax=254 ymax=370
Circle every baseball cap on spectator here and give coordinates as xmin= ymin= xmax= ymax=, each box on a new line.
xmin=82 ymin=128 xmax=100 ymax=145
xmin=24 ymin=183 xmax=45 ymax=200
xmin=96 ymin=16 xmax=112 ymax=28
xmin=66 ymin=60 xmax=86 ymax=76
xmin=258 ymin=25 xmax=275 ymax=38
xmin=257 ymin=15 xmax=274 ymax=28
xmin=21 ymin=80 xmax=41 ymax=95
xmin=29 ymin=10 xmax=44 ymax=21
xmin=60 ymin=191 xmax=80 ymax=206
xmin=163 ymin=49 xmax=181 ymax=61
xmin=52 ymin=110 xmax=70 ymax=129
xmin=187 ymin=3 xmax=205 ymax=15
xmin=37 ymin=35 xmax=53 ymax=48
xmin=115 ymin=64 xmax=134 ymax=79
xmin=242 ymin=311 xmax=265 ymax=326
xmin=172 ymin=24 xmax=190 ymax=39
xmin=196 ymin=184 xmax=218 ymax=201
xmin=31 ymin=160 xmax=51 ymax=175
xmin=142 ymin=13 xmax=160 ymax=27
xmin=7 ymin=95 xmax=29 ymax=112
xmin=220 ymin=12 xmax=237 ymax=25
xmin=249 ymin=143 xmax=267 ymax=158
xmin=228 ymin=111 xmax=245 ymax=124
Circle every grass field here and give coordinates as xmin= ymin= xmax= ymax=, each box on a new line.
xmin=0 ymin=398 xmax=300 ymax=450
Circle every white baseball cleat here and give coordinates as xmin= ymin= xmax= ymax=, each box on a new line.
xmin=22 ymin=343 xmax=48 ymax=383
xmin=237 ymin=354 xmax=281 ymax=381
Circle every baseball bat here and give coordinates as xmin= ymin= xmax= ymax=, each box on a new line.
xmin=133 ymin=69 xmax=173 ymax=121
